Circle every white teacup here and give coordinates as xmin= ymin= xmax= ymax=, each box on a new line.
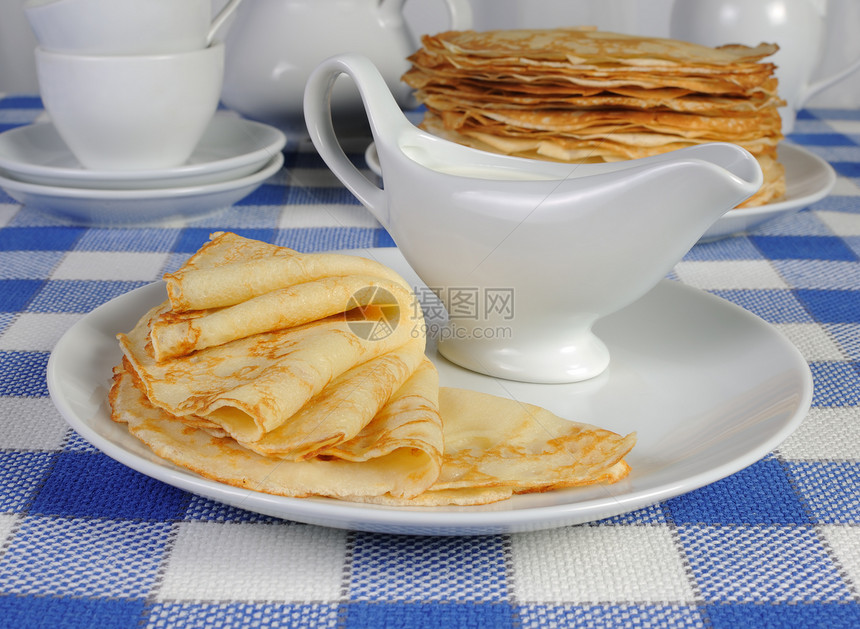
xmin=35 ymin=43 xmax=225 ymax=171
xmin=24 ymin=0 xmax=242 ymax=55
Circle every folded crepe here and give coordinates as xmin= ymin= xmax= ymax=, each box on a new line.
xmin=403 ymin=28 xmax=786 ymax=208
xmin=163 ymin=231 xmax=410 ymax=313
xmin=111 ymin=361 xmax=634 ymax=505
xmin=151 ymin=273 xmax=416 ymax=361
xmin=346 ymin=387 xmax=635 ymax=506
xmin=119 ymin=234 xmax=420 ymax=443
xmin=110 ymin=232 xmax=636 ymax=506
xmin=111 ymin=357 xmax=443 ymax=500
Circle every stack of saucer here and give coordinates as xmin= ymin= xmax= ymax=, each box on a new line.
xmin=0 ymin=113 xmax=286 ymax=225
xmin=1 ymin=0 xmax=285 ymax=225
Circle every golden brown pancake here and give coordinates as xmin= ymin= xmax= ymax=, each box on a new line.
xmin=403 ymin=28 xmax=786 ymax=208
xmin=110 ymin=361 xmax=635 ymax=505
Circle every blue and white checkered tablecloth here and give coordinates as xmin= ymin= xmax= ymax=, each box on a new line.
xmin=0 ymin=95 xmax=858 ymax=628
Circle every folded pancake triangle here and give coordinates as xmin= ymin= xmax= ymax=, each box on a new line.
xmin=111 ymin=232 xmax=635 ymax=506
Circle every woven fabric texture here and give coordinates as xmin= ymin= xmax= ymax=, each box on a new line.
xmin=0 ymin=97 xmax=858 ymax=628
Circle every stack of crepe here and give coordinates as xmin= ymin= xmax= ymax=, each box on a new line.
xmin=110 ymin=232 xmax=636 ymax=506
xmin=403 ymin=28 xmax=785 ymax=207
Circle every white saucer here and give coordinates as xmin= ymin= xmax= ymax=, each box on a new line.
xmin=364 ymin=142 xmax=836 ymax=242
xmin=0 ymin=114 xmax=286 ymax=190
xmin=0 ymin=152 xmax=283 ymax=226
xmin=47 ymin=248 xmax=811 ymax=535
xmin=364 ymin=141 xmax=382 ymax=176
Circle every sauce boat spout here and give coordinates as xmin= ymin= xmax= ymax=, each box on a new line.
xmin=304 ymin=54 xmax=764 ymax=383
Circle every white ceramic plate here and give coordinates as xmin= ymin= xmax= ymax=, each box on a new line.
xmin=365 ymin=142 xmax=835 ymax=242
xmin=0 ymin=152 xmax=283 ymax=226
xmin=47 ymin=248 xmax=812 ymax=536
xmin=0 ymin=114 xmax=286 ymax=190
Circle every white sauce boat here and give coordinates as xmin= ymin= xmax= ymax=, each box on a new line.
xmin=304 ymin=54 xmax=763 ymax=383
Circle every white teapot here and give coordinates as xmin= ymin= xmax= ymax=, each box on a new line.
xmin=221 ymin=0 xmax=472 ymax=138
xmin=670 ymin=0 xmax=860 ymax=133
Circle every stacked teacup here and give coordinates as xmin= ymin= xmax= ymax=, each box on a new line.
xmin=25 ymin=0 xmax=242 ymax=171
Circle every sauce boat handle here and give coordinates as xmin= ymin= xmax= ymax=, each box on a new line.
xmin=304 ymin=53 xmax=399 ymax=226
